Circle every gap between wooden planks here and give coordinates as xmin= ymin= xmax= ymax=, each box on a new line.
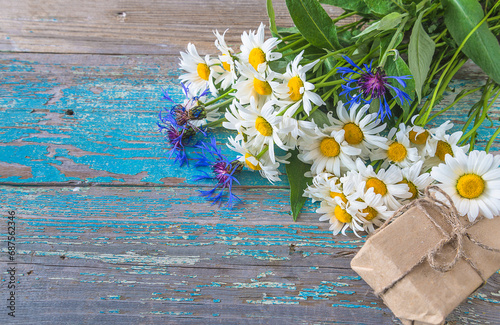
xmin=0 ymin=0 xmax=351 ymax=55
xmin=1 ymin=185 xmax=499 ymax=324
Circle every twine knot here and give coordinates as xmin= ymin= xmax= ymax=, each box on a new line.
xmin=375 ymin=185 xmax=500 ymax=296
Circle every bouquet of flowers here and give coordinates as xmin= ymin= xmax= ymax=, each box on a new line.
xmin=158 ymin=0 xmax=500 ymax=238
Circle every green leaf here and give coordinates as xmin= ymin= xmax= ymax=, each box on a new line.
xmin=442 ymin=0 xmax=500 ymax=84
xmin=355 ymin=12 xmax=403 ymax=39
xmin=363 ymin=0 xmax=399 ymax=16
xmin=310 ymin=108 xmax=330 ymax=128
xmin=385 ymin=56 xmax=415 ymax=120
xmin=408 ymin=10 xmax=435 ymax=102
xmin=285 ymin=150 xmax=312 ymax=221
xmin=319 ymin=0 xmax=370 ymax=14
xmin=266 ymin=0 xmax=279 ymax=37
xmin=379 ymin=33 xmax=403 ymax=58
xmin=286 ymin=0 xmax=341 ymax=50
xmin=277 ymin=26 xmax=300 ymax=35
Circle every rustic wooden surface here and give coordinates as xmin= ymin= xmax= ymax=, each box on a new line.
xmin=0 ymin=1 xmax=499 ymax=324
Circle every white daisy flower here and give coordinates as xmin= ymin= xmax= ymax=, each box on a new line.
xmin=179 ymin=43 xmax=217 ymax=96
xmin=326 ymin=101 xmax=387 ymax=159
xmin=279 ymin=116 xmax=316 ymax=149
xmin=355 ymin=158 xmax=411 ymax=210
xmin=431 ymin=150 xmax=500 ymax=222
xmin=399 ymin=160 xmax=434 ymax=201
xmin=298 ymin=127 xmax=361 ymax=177
xmin=233 ymin=61 xmax=281 ymax=106
xmin=317 ymin=195 xmax=366 ymax=237
xmin=371 ymin=124 xmax=420 ymax=168
xmin=222 ymin=99 xmax=246 ymax=137
xmin=404 ymin=118 xmax=453 ymax=160
xmin=234 ymin=61 xmax=281 ymax=105
xmin=212 ymin=29 xmax=238 ymax=90
xmin=225 ymin=98 xmax=290 ymax=163
xmin=275 ymin=51 xmax=325 ymax=116
xmin=340 ymin=169 xmax=364 ymax=196
xmin=240 ymin=22 xmax=282 ymax=71
xmin=303 ymin=172 xmax=343 ymax=203
xmin=228 ymin=136 xmax=289 ymax=183
xmin=424 ymin=130 xmax=470 ymax=169
xmin=352 ymin=184 xmax=393 ymax=234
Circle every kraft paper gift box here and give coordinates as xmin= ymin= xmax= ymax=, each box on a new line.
xmin=351 ymin=187 xmax=500 ymax=325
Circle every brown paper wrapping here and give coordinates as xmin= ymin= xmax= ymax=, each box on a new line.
xmin=351 ymin=202 xmax=500 ymax=325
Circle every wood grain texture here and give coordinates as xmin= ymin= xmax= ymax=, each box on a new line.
xmin=1 ymin=186 xmax=499 ymax=324
xmin=1 ymin=1 xmax=500 ymax=323
xmin=0 ymin=0 xmax=350 ymax=55
xmin=1 ymin=54 xmax=498 ymax=186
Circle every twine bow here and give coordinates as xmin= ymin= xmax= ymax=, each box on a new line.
xmin=375 ymin=185 xmax=500 ymax=297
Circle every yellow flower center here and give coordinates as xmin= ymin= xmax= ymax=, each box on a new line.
xmin=399 ymin=178 xmax=418 ymax=200
xmin=221 ymin=54 xmax=231 ymax=71
xmin=365 ymin=177 xmax=388 ymax=196
xmin=249 ymin=48 xmax=266 ymax=70
xmin=343 ymin=123 xmax=364 ymax=145
xmin=409 ymin=130 xmax=429 ymax=145
xmin=197 ymin=63 xmax=210 ymax=81
xmin=329 ymin=191 xmax=347 ymax=204
xmin=435 ymin=140 xmax=454 ymax=161
xmin=334 ymin=205 xmax=352 ymax=223
xmin=253 ymin=78 xmax=272 ymax=96
xmin=362 ymin=206 xmax=378 ymax=221
xmin=319 ymin=137 xmax=341 ymax=157
xmin=287 ymin=76 xmax=304 ymax=101
xmin=244 ymin=153 xmax=261 ymax=170
xmin=387 ymin=142 xmax=407 ymax=163
xmin=255 ymin=116 xmax=273 ymax=136
xmin=456 ymin=174 xmax=485 ymax=199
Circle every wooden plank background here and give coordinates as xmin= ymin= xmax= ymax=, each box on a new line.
xmin=0 ymin=0 xmax=499 ymax=324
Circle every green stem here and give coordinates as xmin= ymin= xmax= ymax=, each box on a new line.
xmin=315 ymin=79 xmax=345 ymax=88
xmin=204 ymin=89 xmax=234 ymax=106
xmin=256 ymin=145 xmax=269 ymax=159
xmin=485 ymin=127 xmax=500 ymax=153
xmin=300 ymin=105 xmax=320 ymax=120
xmin=332 ymin=11 xmax=358 ymax=24
xmin=277 ymin=38 xmax=306 ymax=53
xmin=427 ymin=86 xmax=483 ymax=123
xmin=204 ymin=117 xmax=227 ymax=128
xmin=431 ymin=29 xmax=448 ymax=43
xmin=281 ymin=33 xmax=301 ymax=41
xmin=418 ymin=56 xmax=466 ymax=126
xmin=316 ymin=45 xmax=357 ymax=62
xmin=379 ymin=17 xmax=409 ymax=68
xmin=460 ymin=86 xmax=500 ymax=142
xmin=419 ymin=1 xmax=500 ymax=125
xmin=286 ymin=43 xmax=312 ymax=56
xmin=404 ymin=100 xmax=420 ymax=124
xmin=206 ymin=98 xmax=233 ymax=112
xmin=276 ymin=103 xmax=296 ymax=117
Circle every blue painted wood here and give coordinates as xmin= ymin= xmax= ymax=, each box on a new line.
xmin=0 ymin=55 xmax=499 ymax=187
xmin=0 ymin=185 xmax=498 ymax=324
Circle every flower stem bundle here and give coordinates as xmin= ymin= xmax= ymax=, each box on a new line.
xmin=157 ymin=0 xmax=500 ymax=236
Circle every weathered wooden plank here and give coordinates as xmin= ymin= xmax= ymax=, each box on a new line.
xmin=1 ymin=54 xmax=499 ymax=186
xmin=0 ymin=0 xmax=349 ymax=55
xmin=1 ymin=185 xmax=499 ymax=324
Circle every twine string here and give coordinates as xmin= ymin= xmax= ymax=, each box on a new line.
xmin=375 ymin=185 xmax=500 ymax=297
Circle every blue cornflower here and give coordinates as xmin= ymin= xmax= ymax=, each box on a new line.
xmin=193 ymin=137 xmax=243 ymax=208
xmin=160 ymin=86 xmax=174 ymax=102
xmin=157 ymin=83 xmax=211 ymax=166
xmin=157 ymin=111 xmax=196 ymax=166
xmin=337 ymin=56 xmax=412 ymax=120
xmin=165 ymin=83 xmax=210 ymax=130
